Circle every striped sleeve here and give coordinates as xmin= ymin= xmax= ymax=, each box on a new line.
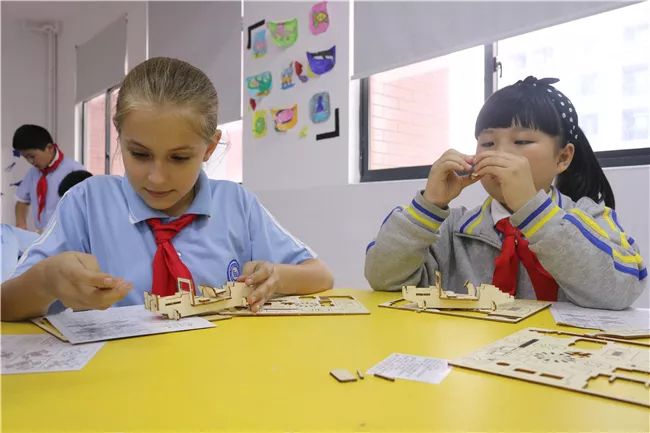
xmin=563 ymin=206 xmax=646 ymax=281
xmin=403 ymin=192 xmax=450 ymax=233
xmin=511 ymin=190 xmax=646 ymax=282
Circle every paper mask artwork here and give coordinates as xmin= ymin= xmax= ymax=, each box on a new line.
xmin=281 ymin=62 xmax=295 ymax=90
xmin=246 ymin=19 xmax=265 ymax=49
xmin=253 ymin=110 xmax=268 ymax=139
xmin=268 ymin=18 xmax=298 ymax=48
xmin=294 ymin=61 xmax=310 ymax=83
xmin=246 ymin=71 xmax=272 ymax=99
xmin=252 ymin=29 xmax=267 ymax=58
xmin=310 ymin=2 xmax=330 ymax=35
xmin=294 ymin=60 xmax=316 ymax=84
xmin=249 ymin=98 xmax=257 ymax=111
xmin=310 ymin=92 xmax=330 ymax=123
xmin=306 ymin=46 xmax=336 ymax=75
xmin=272 ymin=105 xmax=298 ymax=132
xmin=299 ymin=126 xmax=309 ymax=139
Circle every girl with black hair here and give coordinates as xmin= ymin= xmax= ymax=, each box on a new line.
xmin=365 ymin=77 xmax=646 ymax=310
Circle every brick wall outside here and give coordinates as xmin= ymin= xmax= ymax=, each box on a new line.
xmin=369 ymin=68 xmax=450 ymax=170
xmin=84 ymin=94 xmax=106 ymax=175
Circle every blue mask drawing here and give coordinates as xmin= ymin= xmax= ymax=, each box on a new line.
xmin=252 ymin=29 xmax=267 ymax=58
xmin=310 ymin=92 xmax=330 ymax=123
xmin=306 ymin=46 xmax=336 ymax=75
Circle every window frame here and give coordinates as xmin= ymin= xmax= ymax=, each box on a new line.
xmin=360 ymin=38 xmax=650 ymax=182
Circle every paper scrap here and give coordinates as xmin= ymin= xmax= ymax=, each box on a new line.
xmin=367 ymin=353 xmax=451 ymax=384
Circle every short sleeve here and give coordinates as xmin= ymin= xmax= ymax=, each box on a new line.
xmin=15 ymin=169 xmax=34 ymax=203
xmin=11 ymin=187 xmax=90 ymax=279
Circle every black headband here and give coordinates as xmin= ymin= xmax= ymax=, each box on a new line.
xmin=516 ymin=76 xmax=579 ymax=142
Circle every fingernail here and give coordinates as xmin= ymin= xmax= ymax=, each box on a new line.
xmin=103 ymin=277 xmax=113 ymax=285
xmin=246 ymin=278 xmax=253 ymax=285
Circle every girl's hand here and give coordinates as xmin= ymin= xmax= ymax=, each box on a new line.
xmin=473 ymin=151 xmax=538 ymax=211
xmin=423 ymin=150 xmax=479 ymax=208
xmin=237 ymin=261 xmax=282 ymax=313
xmin=44 ymin=252 xmax=132 ymax=310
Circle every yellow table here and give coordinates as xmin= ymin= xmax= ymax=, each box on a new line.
xmin=2 ymin=289 xmax=648 ymax=432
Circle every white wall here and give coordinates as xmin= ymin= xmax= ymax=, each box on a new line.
xmin=1 ymin=1 xmax=146 ymax=226
xmin=242 ymin=1 xmax=350 ymax=191
xmin=254 ymin=166 xmax=650 ymax=307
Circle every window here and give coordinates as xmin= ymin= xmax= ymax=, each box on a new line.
xmin=361 ymin=45 xmax=485 ymax=181
xmin=203 ymin=120 xmax=243 ymax=183
xmin=108 ymin=87 xmax=124 ymax=176
xmin=360 ymin=2 xmax=650 ymax=181
xmin=82 ymin=93 xmax=107 ymax=175
xmin=497 ymin=1 xmax=650 ymax=161
xmin=81 ymin=87 xmax=123 ymax=175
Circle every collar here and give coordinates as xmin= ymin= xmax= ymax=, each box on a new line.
xmin=124 ymin=170 xmax=212 ymax=224
xmin=47 ymin=148 xmax=61 ymax=168
xmin=491 ymin=199 xmax=511 ymax=225
xmin=456 ymin=186 xmax=565 ymax=245
xmin=490 ymin=186 xmax=562 ymax=227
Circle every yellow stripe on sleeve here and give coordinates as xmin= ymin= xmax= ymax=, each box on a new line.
xmin=406 ymin=206 xmax=441 ymax=231
xmin=522 ymin=206 xmax=560 ymax=238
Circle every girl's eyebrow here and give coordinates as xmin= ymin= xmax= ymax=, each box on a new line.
xmin=124 ymin=139 xmax=148 ymax=149
xmin=124 ymin=139 xmax=194 ymax=152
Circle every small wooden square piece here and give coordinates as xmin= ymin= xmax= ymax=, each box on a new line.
xmin=330 ymin=369 xmax=358 ymax=383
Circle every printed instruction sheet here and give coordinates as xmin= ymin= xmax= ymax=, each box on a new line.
xmin=1 ymin=334 xmax=104 ymax=374
xmin=44 ymin=305 xmax=215 ymax=344
xmin=550 ymin=302 xmax=650 ymax=332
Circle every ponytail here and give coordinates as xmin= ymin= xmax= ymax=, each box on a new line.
xmin=556 ymin=126 xmax=615 ymax=208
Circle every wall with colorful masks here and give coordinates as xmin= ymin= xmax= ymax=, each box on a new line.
xmin=243 ymin=1 xmax=349 ymax=191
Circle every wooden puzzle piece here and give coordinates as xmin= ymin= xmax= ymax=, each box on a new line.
xmin=451 ymin=328 xmax=650 ymax=407
xmin=221 ymin=295 xmax=369 ymax=316
xmin=330 ymin=369 xmax=357 ymax=382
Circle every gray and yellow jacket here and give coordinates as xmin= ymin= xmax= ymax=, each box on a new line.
xmin=364 ymin=186 xmax=647 ymax=310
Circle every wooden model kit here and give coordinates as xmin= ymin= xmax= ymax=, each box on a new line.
xmin=402 ymin=271 xmax=514 ymax=310
xmin=379 ymin=298 xmax=550 ymax=323
xmin=144 ymin=279 xmax=252 ymax=320
xmin=220 ymin=294 xmax=370 ymax=316
xmin=450 ymin=328 xmax=650 ymax=407
xmin=380 ymin=271 xmax=548 ymax=323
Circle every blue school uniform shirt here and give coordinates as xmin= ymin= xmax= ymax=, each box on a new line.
xmin=1 ymin=224 xmax=39 ymax=282
xmin=15 ymin=151 xmax=85 ymax=230
xmin=12 ymin=171 xmax=315 ymax=313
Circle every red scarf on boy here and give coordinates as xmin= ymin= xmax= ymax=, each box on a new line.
xmin=36 ymin=145 xmax=64 ymax=223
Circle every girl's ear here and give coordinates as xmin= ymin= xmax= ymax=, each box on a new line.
xmin=203 ymin=130 xmax=222 ymax=162
xmin=557 ymin=142 xmax=575 ymax=173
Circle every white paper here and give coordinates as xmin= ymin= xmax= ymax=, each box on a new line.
xmin=1 ymin=334 xmax=104 ymax=374
xmin=550 ymin=302 xmax=650 ymax=332
xmin=45 ymin=305 xmax=215 ymax=344
xmin=367 ymin=353 xmax=451 ymax=384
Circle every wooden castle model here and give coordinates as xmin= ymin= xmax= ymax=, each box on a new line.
xmin=144 ymin=278 xmax=252 ymax=320
xmin=402 ymin=271 xmax=514 ymax=310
